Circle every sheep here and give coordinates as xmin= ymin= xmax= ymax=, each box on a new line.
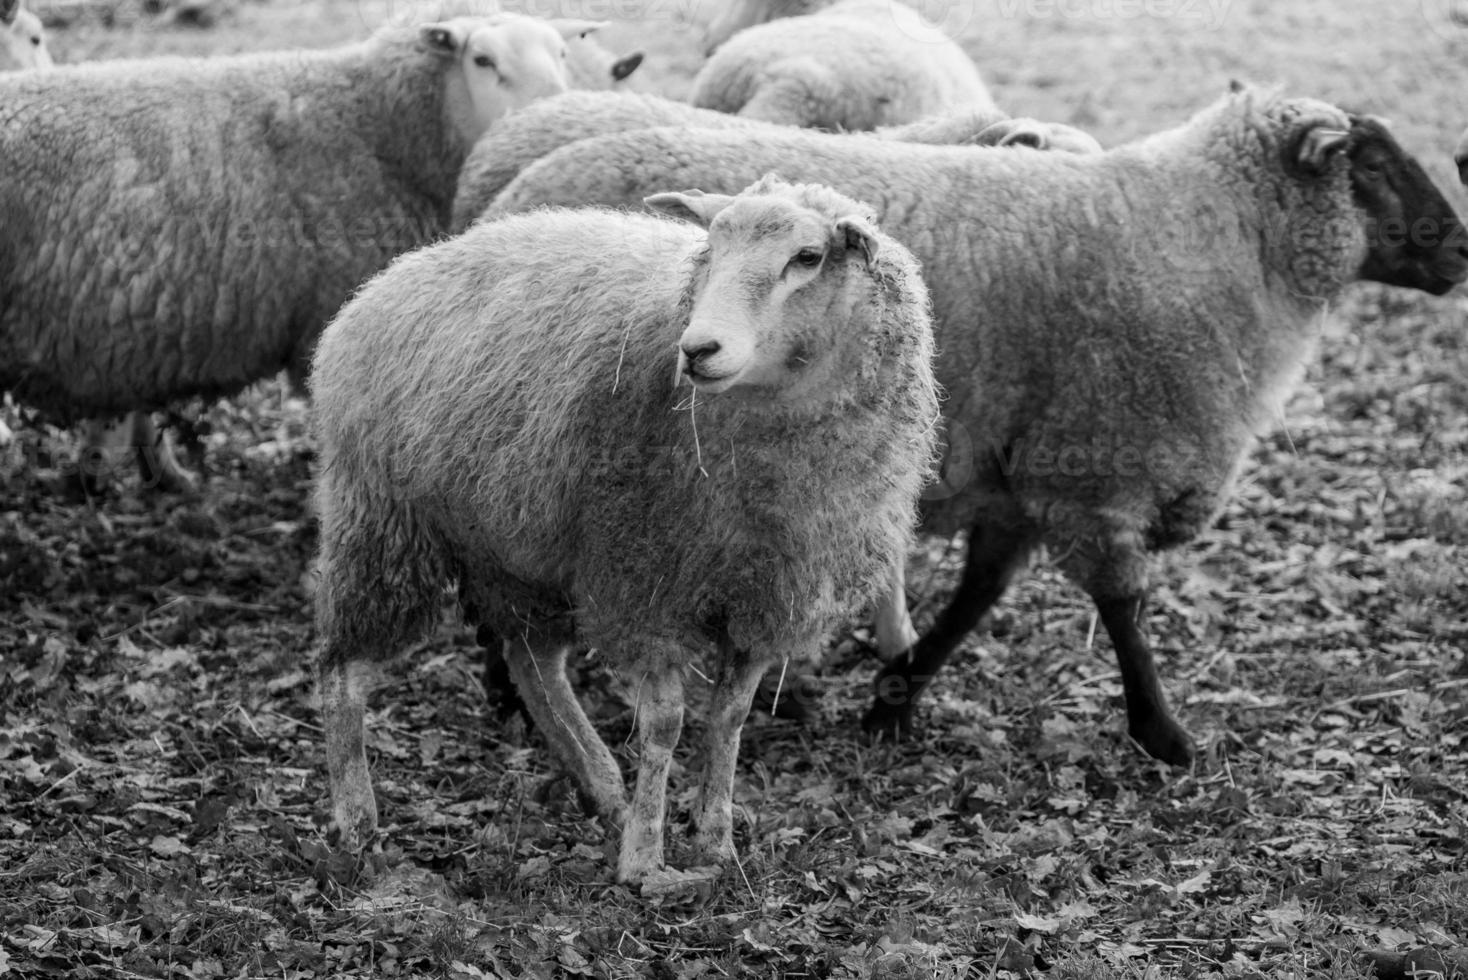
xmin=480 ymin=85 xmax=1468 ymax=766
xmin=689 ymin=0 xmax=995 ymax=131
xmin=310 ymin=174 xmax=940 ymax=883
xmin=0 ymin=0 xmax=49 ymax=72
xmin=450 ymin=90 xmax=1096 ymax=233
xmin=0 ymin=4 xmax=610 ymax=494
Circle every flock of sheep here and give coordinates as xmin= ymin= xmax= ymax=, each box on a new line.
xmin=4 ymin=0 xmax=1468 ymax=886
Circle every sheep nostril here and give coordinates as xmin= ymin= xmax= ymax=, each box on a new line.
xmin=681 ymin=339 xmax=721 ymax=372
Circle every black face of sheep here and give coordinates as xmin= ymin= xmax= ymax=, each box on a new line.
xmin=1347 ymin=116 xmax=1468 ymax=295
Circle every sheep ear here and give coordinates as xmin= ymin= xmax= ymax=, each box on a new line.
xmin=419 ymin=22 xmax=466 ymax=58
xmin=644 ymin=189 xmax=737 ymax=227
xmin=970 ymin=119 xmax=1042 ymax=149
xmin=611 ymin=52 xmax=644 ymax=82
xmin=1296 ymin=125 xmax=1351 ymax=175
xmin=552 ymin=19 xmax=609 ymax=40
xmin=838 ymin=216 xmax=880 ymax=269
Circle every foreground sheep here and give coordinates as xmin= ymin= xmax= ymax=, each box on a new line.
xmin=691 ymin=0 xmax=993 ymax=131
xmin=0 ymin=0 xmax=48 ymax=71
xmin=451 ymin=91 xmax=1097 ymax=232
xmin=483 ymin=86 xmax=1468 ymax=766
xmin=312 ymin=176 xmax=939 ymax=882
xmin=0 ymin=5 xmax=608 ymax=492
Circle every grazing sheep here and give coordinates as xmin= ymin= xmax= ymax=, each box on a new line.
xmin=450 ymin=91 xmax=1095 ymax=232
xmin=0 ymin=0 xmax=49 ymax=72
xmin=482 ymin=85 xmax=1468 ymax=766
xmin=690 ymin=0 xmax=994 ymax=131
xmin=311 ymin=175 xmax=939 ymax=882
xmin=0 ymin=5 xmax=607 ymax=493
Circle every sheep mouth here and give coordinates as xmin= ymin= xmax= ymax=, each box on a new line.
xmin=682 ymin=363 xmax=738 ymax=393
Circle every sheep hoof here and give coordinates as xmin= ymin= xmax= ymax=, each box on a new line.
xmin=691 ymin=834 xmax=737 ymax=867
xmin=1130 ymin=719 xmax=1196 ymax=768
xmin=147 ymin=463 xmax=201 ymax=495
xmin=751 ymin=669 xmax=821 ymax=723
xmin=860 ymin=699 xmax=915 ymax=741
xmin=327 ymin=813 xmax=378 ymax=852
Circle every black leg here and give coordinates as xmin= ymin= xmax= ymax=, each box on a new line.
xmin=477 ymin=624 xmax=531 ymax=726
xmin=1093 ymin=594 xmax=1195 ymax=766
xmin=863 ymin=519 xmax=1032 ymax=739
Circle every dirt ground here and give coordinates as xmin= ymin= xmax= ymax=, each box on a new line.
xmin=2 ymin=1 xmax=1466 ymax=977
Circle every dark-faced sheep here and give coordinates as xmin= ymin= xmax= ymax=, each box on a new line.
xmin=479 ymin=85 xmax=1468 ymax=766
xmin=310 ymin=176 xmax=939 ymax=882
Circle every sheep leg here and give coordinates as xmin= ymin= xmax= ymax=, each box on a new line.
xmin=872 ymin=558 xmax=918 ymax=658
xmin=475 ymin=625 xmax=531 ymax=725
xmin=620 ymin=663 xmax=685 ymax=883
xmin=1093 ymin=594 xmax=1196 ymax=767
xmin=691 ymin=643 xmax=768 ymax=865
xmin=502 ymin=637 xmax=627 ymax=825
xmin=863 ymin=518 xmax=1033 ymax=738
xmin=319 ymin=657 xmax=378 ymax=849
xmin=130 ymin=413 xmax=199 ymax=494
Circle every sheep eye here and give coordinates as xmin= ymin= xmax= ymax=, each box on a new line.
xmin=473 ymin=54 xmax=495 ymax=69
xmin=791 ymin=248 xmax=824 ymax=269
xmin=31 ymin=37 xmax=41 ymax=46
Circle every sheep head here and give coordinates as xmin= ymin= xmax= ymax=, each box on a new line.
xmin=421 ymin=13 xmax=607 ymax=142
xmin=1 ymin=2 xmax=51 ymax=72
xmin=1345 ymin=115 xmax=1468 ymax=295
xmin=646 ymin=177 xmax=884 ymax=401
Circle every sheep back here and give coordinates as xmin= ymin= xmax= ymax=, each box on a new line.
xmin=485 ymin=88 xmax=1404 ymax=590
xmin=0 ymin=27 xmax=471 ymax=418
xmin=690 ymin=0 xmax=993 ymax=130
xmin=450 ymin=92 xmax=1014 ymax=233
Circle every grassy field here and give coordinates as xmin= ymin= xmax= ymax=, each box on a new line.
xmin=2 ymin=1 xmax=1467 ymax=977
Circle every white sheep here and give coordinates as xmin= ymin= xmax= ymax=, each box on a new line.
xmin=0 ymin=4 xmax=609 ymax=494
xmin=310 ymin=175 xmax=939 ymax=882
xmin=0 ymin=0 xmax=49 ymax=71
xmin=451 ymin=90 xmax=1097 ymax=232
xmin=690 ymin=0 xmax=994 ymax=131
xmin=480 ymin=85 xmax=1468 ymax=766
